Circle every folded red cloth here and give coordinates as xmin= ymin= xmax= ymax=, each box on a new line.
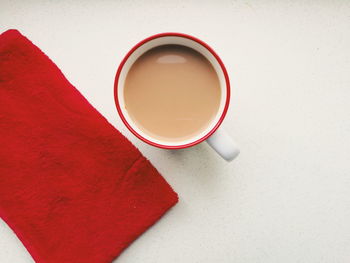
xmin=0 ymin=30 xmax=178 ymax=263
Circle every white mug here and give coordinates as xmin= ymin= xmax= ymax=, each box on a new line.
xmin=114 ymin=33 xmax=239 ymax=161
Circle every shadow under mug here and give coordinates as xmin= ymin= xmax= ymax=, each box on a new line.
xmin=114 ymin=33 xmax=239 ymax=161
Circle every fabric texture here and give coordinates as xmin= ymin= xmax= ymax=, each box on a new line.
xmin=0 ymin=29 xmax=178 ymax=263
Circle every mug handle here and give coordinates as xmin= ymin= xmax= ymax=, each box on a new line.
xmin=206 ymin=128 xmax=240 ymax=162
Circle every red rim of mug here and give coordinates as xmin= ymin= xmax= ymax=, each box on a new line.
xmin=114 ymin=32 xmax=231 ymax=149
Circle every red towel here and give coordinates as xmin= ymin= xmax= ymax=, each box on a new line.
xmin=0 ymin=29 xmax=178 ymax=263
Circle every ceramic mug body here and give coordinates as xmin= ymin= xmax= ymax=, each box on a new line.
xmin=114 ymin=33 xmax=239 ymax=161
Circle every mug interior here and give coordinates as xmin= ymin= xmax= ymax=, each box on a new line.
xmin=115 ymin=33 xmax=230 ymax=148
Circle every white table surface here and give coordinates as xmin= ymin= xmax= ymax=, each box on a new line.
xmin=1 ymin=1 xmax=350 ymax=262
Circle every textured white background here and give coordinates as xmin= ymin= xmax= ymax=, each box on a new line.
xmin=1 ymin=1 xmax=350 ymax=262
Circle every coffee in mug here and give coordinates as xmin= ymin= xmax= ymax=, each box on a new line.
xmin=124 ymin=45 xmax=221 ymax=142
